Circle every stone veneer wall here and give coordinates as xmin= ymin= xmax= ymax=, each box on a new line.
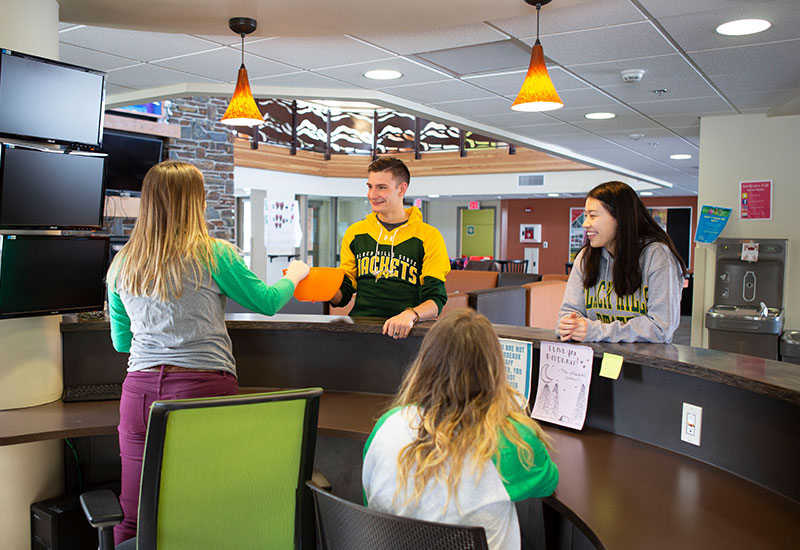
xmin=165 ymin=96 xmax=236 ymax=242
xmin=109 ymin=97 xmax=238 ymax=242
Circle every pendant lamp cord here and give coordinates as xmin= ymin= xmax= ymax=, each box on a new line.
xmin=535 ymin=3 xmax=542 ymax=46
xmin=240 ymin=33 xmax=245 ymax=68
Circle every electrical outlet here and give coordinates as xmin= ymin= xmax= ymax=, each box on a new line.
xmin=681 ymin=403 xmax=702 ymax=446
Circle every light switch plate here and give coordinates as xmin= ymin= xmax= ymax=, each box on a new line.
xmin=681 ymin=403 xmax=702 ymax=446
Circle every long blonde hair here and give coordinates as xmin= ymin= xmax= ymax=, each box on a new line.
xmin=108 ymin=161 xmax=219 ymax=301
xmin=392 ymin=308 xmax=549 ymax=506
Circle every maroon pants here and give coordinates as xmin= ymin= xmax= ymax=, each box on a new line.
xmin=114 ymin=367 xmax=238 ymax=545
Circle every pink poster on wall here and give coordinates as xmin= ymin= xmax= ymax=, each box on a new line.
xmin=740 ymin=180 xmax=772 ymax=220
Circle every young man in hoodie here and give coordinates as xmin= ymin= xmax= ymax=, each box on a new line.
xmin=330 ymin=157 xmax=450 ymax=339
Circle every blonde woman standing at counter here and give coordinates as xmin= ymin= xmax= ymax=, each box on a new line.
xmin=558 ymin=181 xmax=686 ymax=343
xmin=107 ymin=161 xmax=309 ymax=545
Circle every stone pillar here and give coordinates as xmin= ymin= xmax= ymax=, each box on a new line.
xmin=165 ymin=97 xmax=236 ymax=242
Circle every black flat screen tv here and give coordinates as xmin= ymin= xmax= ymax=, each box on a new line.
xmin=0 ymin=143 xmax=106 ymax=229
xmin=0 ymin=235 xmax=109 ymax=319
xmin=103 ymin=130 xmax=163 ymax=195
xmin=0 ymin=49 xmax=105 ymax=147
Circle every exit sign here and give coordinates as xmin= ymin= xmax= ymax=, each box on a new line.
xmin=413 ymin=198 xmax=422 ymax=208
xmin=468 ymin=201 xmax=480 ymax=210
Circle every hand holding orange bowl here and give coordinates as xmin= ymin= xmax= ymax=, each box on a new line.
xmin=283 ymin=266 xmax=345 ymax=302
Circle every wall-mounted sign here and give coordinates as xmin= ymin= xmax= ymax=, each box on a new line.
xmin=740 ymin=180 xmax=772 ymax=220
xmin=466 ymin=225 xmax=475 ymax=236
xmin=468 ymin=200 xmax=480 ymax=210
xmin=694 ymin=205 xmax=731 ymax=243
xmin=412 ymin=198 xmax=422 ymax=208
xmin=519 ymin=223 xmax=542 ymax=243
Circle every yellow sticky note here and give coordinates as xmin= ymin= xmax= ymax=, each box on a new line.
xmin=600 ymin=353 xmax=623 ymax=379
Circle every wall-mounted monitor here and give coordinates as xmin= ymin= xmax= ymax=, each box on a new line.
xmin=0 ymin=143 xmax=106 ymax=229
xmin=0 ymin=49 xmax=105 ymax=147
xmin=0 ymin=235 xmax=109 ymax=319
xmin=103 ymin=130 xmax=163 ymax=195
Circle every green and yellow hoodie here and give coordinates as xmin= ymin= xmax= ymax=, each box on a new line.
xmin=338 ymin=206 xmax=450 ymax=318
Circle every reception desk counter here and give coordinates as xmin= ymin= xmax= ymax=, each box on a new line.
xmin=5 ymin=313 xmax=798 ymax=549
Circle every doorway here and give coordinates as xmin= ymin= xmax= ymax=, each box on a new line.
xmin=458 ymin=207 xmax=496 ymax=258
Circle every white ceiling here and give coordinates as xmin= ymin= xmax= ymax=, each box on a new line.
xmin=55 ymin=0 xmax=800 ymax=196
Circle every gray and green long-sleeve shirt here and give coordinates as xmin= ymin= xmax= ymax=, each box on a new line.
xmin=108 ymin=240 xmax=294 ymax=375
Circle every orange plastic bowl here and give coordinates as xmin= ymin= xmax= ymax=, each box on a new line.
xmin=286 ymin=267 xmax=345 ymax=302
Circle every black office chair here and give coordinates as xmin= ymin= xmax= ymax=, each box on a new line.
xmin=503 ymin=259 xmax=529 ymax=273
xmin=307 ymin=481 xmax=489 ymax=550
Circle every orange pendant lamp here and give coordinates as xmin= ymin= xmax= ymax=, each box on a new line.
xmin=511 ymin=0 xmax=564 ymax=112
xmin=221 ymin=17 xmax=264 ymax=127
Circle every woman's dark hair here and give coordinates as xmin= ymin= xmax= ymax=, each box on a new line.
xmin=581 ymin=181 xmax=687 ymax=296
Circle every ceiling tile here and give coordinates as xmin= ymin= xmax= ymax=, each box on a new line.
xmin=250 ymin=71 xmax=347 ymax=89
xmin=652 ymin=114 xmax=703 ymax=128
xmin=430 ymin=97 xmax=514 ymax=117
xmin=245 ymin=36 xmax=393 ymax=70
xmin=630 ymin=96 xmax=734 ymax=117
xmin=106 ymin=63 xmax=218 ymax=89
xmin=464 ymin=67 xmax=589 ymax=97
xmin=543 ymin=88 xmax=619 ymax=109
xmin=474 ymin=111 xmax=562 ymax=127
xmin=599 ymin=130 xmax=699 ymax=158
xmin=637 ymin=0 xmax=783 ymax=19
xmin=106 ymin=83 xmax=136 ymax=95
xmin=59 ymin=43 xmax=138 ymax=71
xmin=384 ymin=79 xmax=493 ymax=104
xmin=660 ymin=1 xmax=800 ymax=52
xmin=538 ymin=133 xmax=621 ymax=153
xmin=602 ymin=76 xmax=718 ymax=104
xmin=353 ymin=23 xmax=507 ymax=55
xmin=727 ymin=89 xmax=796 ymax=111
xmin=696 ymin=41 xmax=800 ymax=95
xmin=415 ymin=40 xmax=531 ymax=76
xmin=152 ymin=48 xmax=295 ymax=82
xmin=527 ymin=23 xmax=675 ymax=66
xmin=573 ymin=114 xmax=663 ymax=133
xmin=315 ymin=57 xmax=449 ymax=89
xmin=490 ymin=0 xmax=645 ymax=39
xmin=505 ymin=123 xmax=579 ymax=140
xmin=194 ymin=35 xmax=276 ymax=47
xmin=566 ymin=54 xmax=699 ymax=88
xmin=59 ymin=25 xmax=219 ymax=62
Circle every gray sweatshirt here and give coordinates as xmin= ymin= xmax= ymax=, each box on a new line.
xmin=558 ymin=242 xmax=684 ymax=343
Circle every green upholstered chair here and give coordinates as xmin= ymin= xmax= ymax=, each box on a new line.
xmin=80 ymin=388 xmax=322 ymax=549
xmin=306 ymin=481 xmax=489 ymax=550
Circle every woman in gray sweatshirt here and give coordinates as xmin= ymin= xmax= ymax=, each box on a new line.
xmin=558 ymin=181 xmax=686 ymax=343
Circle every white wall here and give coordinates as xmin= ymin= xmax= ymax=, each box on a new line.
xmin=234 ymin=166 xmax=652 ymax=199
xmin=692 ymin=113 xmax=800 ymax=346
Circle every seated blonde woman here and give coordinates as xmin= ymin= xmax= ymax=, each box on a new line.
xmin=362 ymin=308 xmax=558 ymax=550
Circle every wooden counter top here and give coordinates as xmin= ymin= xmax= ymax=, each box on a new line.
xmin=4 ymin=391 xmax=797 ymax=549
xmin=61 ymin=314 xmax=800 ymax=405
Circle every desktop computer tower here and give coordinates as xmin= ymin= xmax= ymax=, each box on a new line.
xmin=31 ymin=493 xmax=97 ymax=550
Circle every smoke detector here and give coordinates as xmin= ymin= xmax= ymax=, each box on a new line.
xmin=620 ymin=69 xmax=645 ymax=83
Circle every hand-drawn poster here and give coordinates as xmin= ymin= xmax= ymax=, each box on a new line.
xmin=499 ymin=338 xmax=533 ymax=402
xmin=531 ymin=342 xmax=594 ymax=430
xmin=569 ymin=208 xmax=586 ymax=262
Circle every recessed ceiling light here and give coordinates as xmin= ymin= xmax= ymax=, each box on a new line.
xmin=670 ymin=154 xmax=692 ymax=160
xmin=640 ymin=191 xmax=653 ymax=196
xmin=716 ymin=19 xmax=771 ymax=36
xmin=363 ymin=69 xmax=402 ymax=80
xmin=585 ymin=112 xmax=616 ymax=120
xmin=547 ymin=193 xmax=560 ymax=197
xmin=427 ymin=194 xmax=440 ymax=198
